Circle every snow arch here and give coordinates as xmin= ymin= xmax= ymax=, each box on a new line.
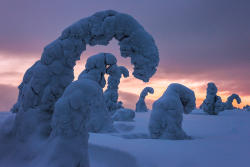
xmin=11 ymin=10 xmax=159 ymax=114
xmin=135 ymin=87 xmax=154 ymax=112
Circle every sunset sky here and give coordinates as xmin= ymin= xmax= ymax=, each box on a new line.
xmin=0 ymin=0 xmax=249 ymax=111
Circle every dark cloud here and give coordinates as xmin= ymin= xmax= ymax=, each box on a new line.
xmin=0 ymin=84 xmax=18 ymax=111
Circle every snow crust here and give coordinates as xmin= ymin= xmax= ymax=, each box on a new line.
xmin=148 ymin=83 xmax=196 ymax=140
xmin=135 ymin=87 xmax=154 ymax=112
xmin=112 ymin=108 xmax=135 ymax=122
xmin=104 ymin=65 xmax=129 ymax=115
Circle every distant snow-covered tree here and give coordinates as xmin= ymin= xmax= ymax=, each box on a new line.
xmin=202 ymin=83 xmax=224 ymax=115
xmin=135 ymin=87 xmax=154 ymax=112
xmin=225 ymin=94 xmax=241 ymax=110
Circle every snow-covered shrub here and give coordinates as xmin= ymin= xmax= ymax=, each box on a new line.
xmin=202 ymin=83 xmax=224 ymax=115
xmin=112 ymin=108 xmax=135 ymax=122
xmin=148 ymin=83 xmax=196 ymax=140
xmin=225 ymin=94 xmax=241 ymax=110
xmin=104 ymin=65 xmax=129 ymax=115
xmin=135 ymin=87 xmax=154 ymax=112
xmin=243 ymin=105 xmax=249 ymax=109
xmin=247 ymin=107 xmax=250 ymax=111
xmin=78 ymin=53 xmax=117 ymax=133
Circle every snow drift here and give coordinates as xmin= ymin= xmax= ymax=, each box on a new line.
xmin=112 ymin=108 xmax=135 ymax=122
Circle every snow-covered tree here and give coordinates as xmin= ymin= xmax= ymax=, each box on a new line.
xmin=135 ymin=87 xmax=154 ymax=112
xmin=202 ymin=83 xmax=224 ymax=115
xmin=148 ymin=83 xmax=196 ymax=140
xmin=78 ymin=53 xmax=118 ymax=133
xmin=104 ymin=65 xmax=129 ymax=115
xmin=225 ymin=94 xmax=241 ymax=110
xmin=1 ymin=10 xmax=159 ymax=166
xmin=243 ymin=105 xmax=249 ymax=109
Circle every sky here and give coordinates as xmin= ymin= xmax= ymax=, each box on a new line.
xmin=0 ymin=0 xmax=249 ymax=111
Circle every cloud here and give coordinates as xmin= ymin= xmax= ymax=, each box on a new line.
xmin=0 ymin=84 xmax=19 ymax=111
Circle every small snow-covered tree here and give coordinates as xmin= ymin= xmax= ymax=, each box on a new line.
xmin=148 ymin=83 xmax=196 ymax=140
xmin=104 ymin=65 xmax=129 ymax=115
xmin=116 ymin=101 xmax=124 ymax=110
xmin=225 ymin=94 xmax=241 ymax=110
xmin=135 ymin=87 xmax=154 ymax=112
xmin=202 ymin=83 xmax=224 ymax=115
xmin=243 ymin=105 xmax=249 ymax=109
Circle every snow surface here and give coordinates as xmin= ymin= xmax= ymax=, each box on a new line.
xmin=0 ymin=109 xmax=250 ymax=167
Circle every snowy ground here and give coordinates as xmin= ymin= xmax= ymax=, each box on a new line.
xmin=0 ymin=109 xmax=250 ymax=167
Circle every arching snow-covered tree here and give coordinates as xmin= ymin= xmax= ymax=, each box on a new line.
xmin=104 ymin=65 xmax=129 ymax=115
xmin=135 ymin=87 xmax=154 ymax=112
xmin=225 ymin=94 xmax=241 ymax=110
xmin=11 ymin=10 xmax=159 ymax=115
xmin=202 ymin=83 xmax=224 ymax=115
xmin=1 ymin=10 xmax=159 ymax=167
xmin=148 ymin=83 xmax=196 ymax=140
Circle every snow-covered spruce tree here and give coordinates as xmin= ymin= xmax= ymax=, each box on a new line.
xmin=0 ymin=10 xmax=159 ymax=166
xmin=225 ymin=94 xmax=241 ymax=110
xmin=148 ymin=83 xmax=196 ymax=140
xmin=78 ymin=53 xmax=117 ymax=133
xmin=112 ymin=108 xmax=135 ymax=122
xmin=104 ymin=65 xmax=129 ymax=115
xmin=247 ymin=107 xmax=250 ymax=111
xmin=135 ymin=87 xmax=154 ymax=112
xmin=202 ymin=82 xmax=224 ymax=115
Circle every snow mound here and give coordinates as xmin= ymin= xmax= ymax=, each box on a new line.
xmin=112 ymin=108 xmax=135 ymax=122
